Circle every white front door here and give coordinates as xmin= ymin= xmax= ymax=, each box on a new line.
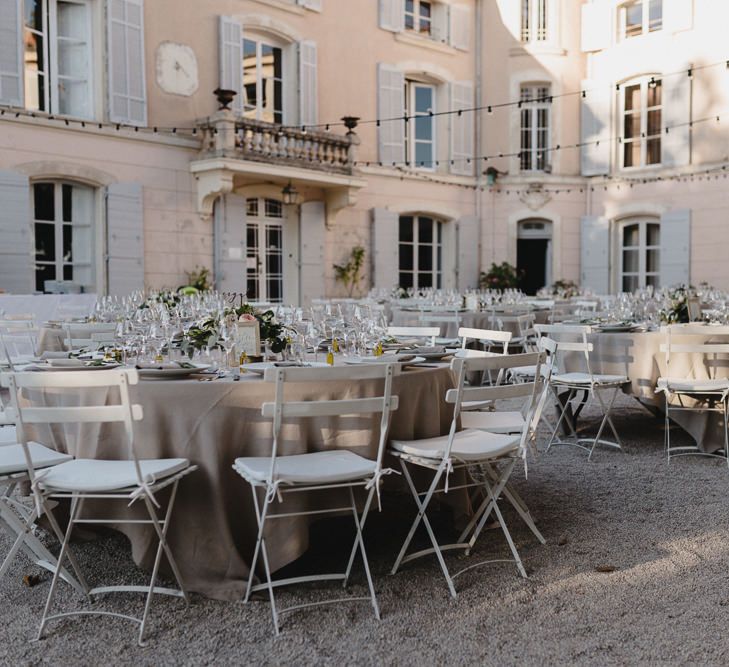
xmin=245 ymin=197 xmax=284 ymax=303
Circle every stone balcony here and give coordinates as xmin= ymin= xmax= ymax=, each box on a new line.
xmin=190 ymin=110 xmax=366 ymax=218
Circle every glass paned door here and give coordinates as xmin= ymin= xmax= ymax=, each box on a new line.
xmin=245 ymin=198 xmax=284 ymax=303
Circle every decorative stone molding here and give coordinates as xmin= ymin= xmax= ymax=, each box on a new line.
xmin=14 ymin=160 xmax=115 ymax=187
xmin=519 ymin=183 xmax=553 ymax=211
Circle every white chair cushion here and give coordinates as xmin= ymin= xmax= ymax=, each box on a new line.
xmin=460 ymin=411 xmax=526 ymax=434
xmin=509 ymin=364 xmax=551 ymax=379
xmin=552 ymin=372 xmax=628 ymax=386
xmin=233 ymin=450 xmax=376 ymax=485
xmin=460 ymin=400 xmax=493 ymax=411
xmin=390 ymin=429 xmax=519 ymax=462
xmin=36 ymin=458 xmax=190 ymax=493
xmin=0 ymin=443 xmax=72 ymax=476
xmin=0 ymin=426 xmax=18 ymax=446
xmin=657 ymin=377 xmax=729 ymax=393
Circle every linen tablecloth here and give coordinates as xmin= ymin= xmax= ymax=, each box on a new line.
xmin=27 ymin=365 xmax=456 ymax=600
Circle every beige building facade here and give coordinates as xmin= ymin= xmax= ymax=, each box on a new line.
xmin=0 ymin=0 xmax=726 ymax=301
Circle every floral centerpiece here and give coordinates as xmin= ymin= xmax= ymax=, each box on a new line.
xmin=547 ymin=279 xmax=580 ymax=299
xmin=658 ymin=285 xmax=691 ymax=324
xmin=233 ymin=304 xmax=290 ymax=354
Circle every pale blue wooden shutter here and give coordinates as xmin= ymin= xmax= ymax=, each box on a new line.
xmin=214 ymin=194 xmax=247 ymax=293
xmin=0 ymin=170 xmax=32 ymax=293
xmin=580 ymin=215 xmax=610 ymax=294
xmin=457 ymin=216 xmax=479 ymax=291
xmin=662 ymin=69 xmax=691 ymax=168
xmin=372 ymin=208 xmax=399 ymax=290
xmin=449 ymin=4 xmax=470 ymax=51
xmin=300 ymin=201 xmax=326 ymax=305
xmin=379 ymin=0 xmax=404 ymax=32
xmin=450 ymin=81 xmax=474 ymax=176
xmin=0 ymin=0 xmax=23 ymax=106
xmin=219 ymin=16 xmax=242 ymax=115
xmin=580 ymin=79 xmax=612 ymax=176
xmin=106 ymin=183 xmax=144 ymax=295
xmin=377 ymin=63 xmax=405 ymax=166
xmin=660 ymin=209 xmax=691 ymax=287
xmin=298 ymin=41 xmax=317 ymax=128
xmin=107 ymin=0 xmax=147 ymax=126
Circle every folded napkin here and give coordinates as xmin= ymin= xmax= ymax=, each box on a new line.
xmin=135 ymin=361 xmax=181 ymax=370
xmin=411 ymin=346 xmax=446 ymax=355
xmin=47 ymin=358 xmax=85 ymax=367
xmin=41 ymin=351 xmax=71 ymax=360
xmin=272 ymin=361 xmax=310 ymax=367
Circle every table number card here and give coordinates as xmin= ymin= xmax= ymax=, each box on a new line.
xmin=237 ymin=320 xmax=261 ymax=357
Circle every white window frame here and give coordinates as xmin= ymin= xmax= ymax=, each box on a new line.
xmin=404 ymin=0 xmax=435 ymax=37
xmin=405 ymin=80 xmax=436 ymax=170
xmin=245 ymin=197 xmax=285 ymax=304
xmin=398 ymin=214 xmax=443 ymax=289
xmin=617 ymin=218 xmax=660 ymax=292
xmin=520 ymin=83 xmax=551 ymax=172
xmin=23 ymin=0 xmax=94 ymax=119
xmin=521 ymin=0 xmax=549 ymax=42
xmin=620 ymin=76 xmax=662 ymax=170
xmin=242 ymin=34 xmax=286 ymax=124
xmin=32 ymin=180 xmax=95 ymax=293
xmin=618 ymin=0 xmax=663 ymax=40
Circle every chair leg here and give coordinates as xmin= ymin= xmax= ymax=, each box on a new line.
xmin=37 ymin=495 xmax=85 ymax=641
xmin=391 ymin=460 xmax=457 ymax=598
xmin=344 ymin=485 xmax=375 ymax=588
xmin=485 ymin=478 xmax=528 ymax=579
xmin=587 ymin=387 xmax=622 ymax=461
xmin=245 ymin=486 xmax=279 ymax=635
xmin=546 ymin=388 xmax=575 ymax=451
xmin=346 ymin=487 xmax=380 ymax=620
xmin=465 ymin=460 xmax=515 ymax=552
xmin=138 ymin=480 xmax=184 ymax=647
xmin=41 ymin=500 xmax=90 ymax=596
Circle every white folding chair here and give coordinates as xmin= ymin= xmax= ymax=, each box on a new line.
xmin=457 ymin=327 xmax=512 ymax=395
xmin=656 ymin=324 xmax=729 ymax=465
xmin=496 ymin=313 xmax=537 ymax=352
xmin=536 ymin=324 xmax=630 ymax=460
xmin=3 ymin=369 xmax=197 ymax=646
xmin=386 ymin=326 xmax=440 ymax=346
xmin=0 ymin=320 xmax=39 ymax=370
xmin=233 ymin=364 xmax=400 ymax=635
xmin=389 ymin=352 xmax=546 ymax=597
xmin=0 ymin=386 xmax=81 ymax=586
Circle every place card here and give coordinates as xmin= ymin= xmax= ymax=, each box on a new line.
xmin=237 ymin=320 xmax=261 ymax=357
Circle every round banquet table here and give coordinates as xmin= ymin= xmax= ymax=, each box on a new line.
xmin=26 ymin=364 xmax=457 ymax=600
xmin=563 ymin=328 xmax=729 ymax=452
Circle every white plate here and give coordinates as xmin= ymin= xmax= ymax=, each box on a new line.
xmin=343 ymin=355 xmax=426 ymax=366
xmin=137 ymin=363 xmax=210 ymax=379
xmin=243 ymin=361 xmax=330 ymax=375
xmin=26 ymin=362 xmax=120 ymax=372
xmin=595 ymin=324 xmax=637 ymax=333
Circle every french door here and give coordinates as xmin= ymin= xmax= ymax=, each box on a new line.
xmin=245 ymin=198 xmax=284 ymax=303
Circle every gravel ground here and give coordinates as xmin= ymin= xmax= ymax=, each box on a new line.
xmin=3 ymin=394 xmax=729 ymax=666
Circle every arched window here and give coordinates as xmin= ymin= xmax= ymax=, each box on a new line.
xmin=618 ymin=218 xmax=660 ymax=292
xmin=32 ymin=180 xmax=95 ymax=292
xmin=398 ymin=214 xmax=443 ymax=289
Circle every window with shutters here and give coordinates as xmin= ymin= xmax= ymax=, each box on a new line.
xmin=398 ymin=215 xmax=443 ymax=289
xmin=242 ymin=35 xmax=284 ymax=124
xmin=403 ymin=0 xmax=448 ymax=41
xmin=618 ymin=219 xmax=660 ymax=292
xmin=32 ymin=181 xmax=95 ymax=292
xmin=621 ymin=76 xmax=661 ymax=168
xmin=521 ymin=0 xmax=549 ymax=42
xmin=246 ymin=197 xmax=284 ymax=303
xmin=520 ymin=84 xmax=550 ymax=172
xmin=23 ymin=0 xmax=94 ymax=119
xmin=618 ymin=0 xmax=662 ymax=40
xmin=405 ymin=81 xmax=436 ymax=170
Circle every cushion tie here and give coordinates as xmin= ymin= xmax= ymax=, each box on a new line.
xmin=365 ymin=467 xmax=400 ymax=511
